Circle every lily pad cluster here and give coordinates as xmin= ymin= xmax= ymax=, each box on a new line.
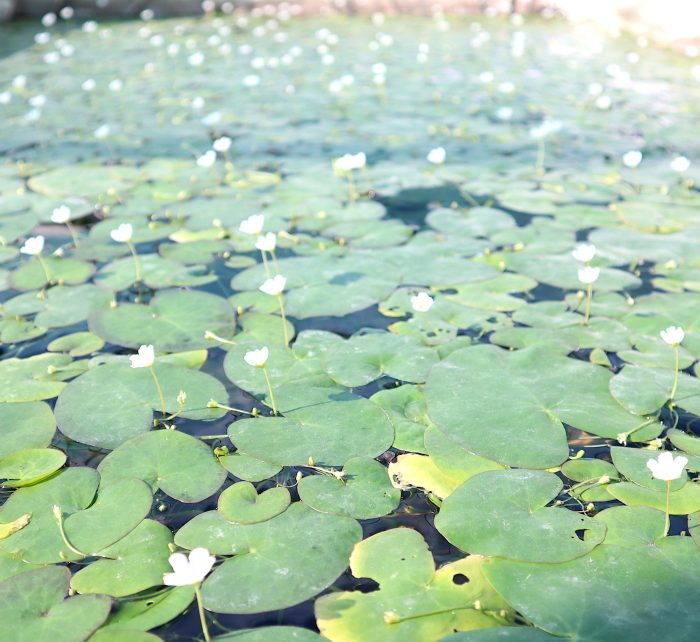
xmin=1 ymin=9 xmax=700 ymax=642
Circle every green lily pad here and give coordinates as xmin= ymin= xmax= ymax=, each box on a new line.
xmin=0 ymin=566 xmax=111 ymax=642
xmin=71 ymin=520 xmax=172 ymax=597
xmin=218 ymin=482 xmax=291 ymax=524
xmin=55 ymin=361 xmax=227 ymax=449
xmin=48 ymin=332 xmax=105 ymax=356
xmin=9 ymin=257 xmax=95 ymax=290
xmin=0 ymin=353 xmax=72 ymax=402
xmin=435 ymin=469 xmax=606 ymax=562
xmin=316 ymin=528 xmax=510 ymax=642
xmin=0 ymin=401 xmax=55 ymax=459
xmin=220 ymin=452 xmax=282 ymax=482
xmin=176 ymin=502 xmax=362 ymax=614
xmin=0 ymin=448 xmax=66 ymax=487
xmin=89 ymin=289 xmax=235 ymax=351
xmin=228 ymin=390 xmax=394 ymax=467
xmin=610 ymin=366 xmax=700 ymax=416
xmin=298 ymin=457 xmax=400 ymax=519
xmin=97 ymin=430 xmax=226 ymax=502
xmin=426 ymin=344 xmax=661 ymax=469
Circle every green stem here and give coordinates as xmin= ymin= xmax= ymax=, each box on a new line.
xmin=206 ymin=400 xmax=253 ymax=415
xmin=582 ymin=283 xmax=593 ymax=326
xmin=149 ymin=365 xmax=167 ymax=416
xmin=126 ymin=240 xmax=142 ymax=282
xmin=270 ymin=248 xmax=281 ymax=275
xmin=261 ymin=366 xmax=277 ymax=415
xmin=536 ymin=138 xmax=545 ymax=175
xmin=347 ymin=171 xmax=356 ymax=202
xmin=194 ymin=584 xmax=211 ymax=642
xmin=36 ymin=254 xmax=52 ymax=284
xmin=386 ymin=604 xmax=476 ymax=625
xmin=65 ymin=221 xmax=80 ymax=248
xmin=669 ymin=345 xmax=680 ymax=402
xmin=277 ymin=294 xmax=289 ymax=346
xmin=260 ymin=250 xmax=271 ymax=278
xmin=53 ymin=507 xmax=87 ymax=558
xmin=664 ymin=480 xmax=671 ymax=537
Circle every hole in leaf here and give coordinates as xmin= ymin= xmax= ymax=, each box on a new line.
xmin=452 ymin=573 xmax=470 ymax=585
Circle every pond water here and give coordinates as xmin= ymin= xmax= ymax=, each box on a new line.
xmin=1 ymin=11 xmax=700 ymax=642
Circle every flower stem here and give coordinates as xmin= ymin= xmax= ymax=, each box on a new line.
xmin=194 ymin=584 xmax=211 ymax=642
xmin=277 ymin=294 xmax=289 ymax=346
xmin=261 ymin=366 xmax=277 ymax=415
xmin=582 ymin=283 xmax=593 ymax=326
xmin=149 ymin=365 xmax=167 ymax=417
xmin=664 ymin=480 xmax=671 ymax=537
xmin=347 ymin=171 xmax=356 ymax=202
xmin=65 ymin=222 xmax=80 ymax=248
xmin=52 ymin=506 xmax=87 ymax=558
xmin=260 ymin=250 xmax=271 ymax=278
xmin=669 ymin=345 xmax=680 ymax=402
xmin=126 ymin=240 xmax=142 ymax=282
xmin=36 ymin=254 xmax=52 ymax=284
xmin=270 ymin=248 xmax=281 ymax=275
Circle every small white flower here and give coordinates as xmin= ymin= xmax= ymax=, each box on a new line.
xmin=213 ymin=136 xmax=232 ymax=153
xmin=411 ymin=292 xmax=434 ymax=312
xmin=242 ymin=74 xmax=260 ymax=87
xmin=426 ymin=147 xmax=446 ymax=165
xmin=94 ymin=124 xmax=110 ymax=139
xmin=670 ymin=156 xmax=691 ymax=173
xmin=595 ymin=95 xmax=611 ymax=110
xmin=81 ymin=78 xmax=96 ymax=92
xmin=239 ymin=214 xmax=265 ymax=235
xmin=333 ymin=152 xmax=366 ymax=172
xmin=108 ymin=79 xmax=123 ymax=91
xmin=188 ymin=52 xmax=205 ymax=66
xmin=163 ymin=548 xmax=216 ymax=586
xmin=646 ymin=452 xmax=688 ymax=482
xmin=577 ymin=266 xmax=600 ymax=284
xmin=129 ymin=344 xmax=155 ymax=369
xmin=51 ymin=205 xmax=71 ymax=224
xmin=529 ymin=119 xmax=563 ymax=140
xmin=196 ymin=150 xmax=216 ymax=168
xmin=110 ymin=223 xmax=133 ymax=243
xmin=20 ymin=236 xmax=45 ymax=255
xmin=260 ymin=274 xmax=287 ymax=296
xmin=660 ymin=325 xmax=685 ymax=346
xmin=622 ymin=150 xmax=642 ymax=168
xmin=255 ymin=232 xmax=276 ymax=252
xmin=572 ymin=243 xmax=596 ymax=263
xmin=244 ymin=346 xmax=269 ymax=368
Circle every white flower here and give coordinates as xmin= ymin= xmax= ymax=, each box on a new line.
xmin=646 ymin=451 xmax=688 ymax=482
xmin=255 ymin=232 xmax=277 ymax=252
xmin=529 ymin=119 xmax=562 ymax=140
xmin=577 ymin=266 xmax=600 ymax=284
xmin=20 ymin=236 xmax=45 ymax=255
xmin=572 ymin=243 xmax=596 ymax=263
xmin=595 ymin=95 xmax=611 ymax=110
xmin=259 ymin=274 xmax=287 ymax=296
xmin=129 ymin=344 xmax=155 ymax=369
xmin=622 ymin=150 xmax=642 ymax=168
xmin=333 ymin=153 xmax=366 ymax=172
xmin=239 ymin=214 xmax=265 ymax=235
xmin=196 ymin=150 xmax=216 ymax=168
xmin=242 ymin=74 xmax=260 ymax=87
xmin=660 ymin=325 xmax=685 ymax=346
xmin=109 ymin=79 xmax=123 ymax=91
xmin=213 ymin=136 xmax=232 ymax=153
xmin=163 ymin=548 xmax=216 ymax=586
xmin=110 ymin=223 xmax=133 ymax=243
xmin=671 ymin=156 xmax=691 ymax=173
xmin=51 ymin=205 xmax=71 ymax=224
xmin=94 ymin=124 xmax=110 ymax=139
xmin=244 ymin=346 xmax=269 ymax=368
xmin=411 ymin=292 xmax=434 ymax=312
xmin=426 ymin=147 xmax=446 ymax=165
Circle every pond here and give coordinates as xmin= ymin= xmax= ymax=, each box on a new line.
xmin=1 ymin=10 xmax=700 ymax=642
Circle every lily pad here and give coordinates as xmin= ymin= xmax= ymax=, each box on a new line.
xmin=435 ymin=469 xmax=606 ymax=562
xmin=218 ymin=482 xmax=291 ymax=524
